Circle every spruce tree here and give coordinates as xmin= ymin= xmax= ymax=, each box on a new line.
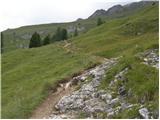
xmin=1 ymin=32 xmax=3 ymax=53
xmin=55 ymin=27 xmax=62 ymax=41
xmin=61 ymin=28 xmax=68 ymax=40
xmin=97 ymin=17 xmax=103 ymax=26
xmin=52 ymin=27 xmax=68 ymax=42
xmin=43 ymin=35 xmax=50 ymax=45
xmin=74 ymin=28 xmax=78 ymax=37
xmin=29 ymin=32 xmax=41 ymax=48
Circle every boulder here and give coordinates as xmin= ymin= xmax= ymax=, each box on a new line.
xmin=139 ymin=107 xmax=150 ymax=119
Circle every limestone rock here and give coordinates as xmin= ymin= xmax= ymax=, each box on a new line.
xmin=139 ymin=107 xmax=150 ymax=119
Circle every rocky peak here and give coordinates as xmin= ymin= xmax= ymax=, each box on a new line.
xmin=123 ymin=1 xmax=158 ymax=10
xmin=89 ymin=9 xmax=106 ymax=18
xmin=76 ymin=18 xmax=83 ymax=21
xmin=88 ymin=1 xmax=158 ymax=19
xmin=106 ymin=5 xmax=124 ymax=16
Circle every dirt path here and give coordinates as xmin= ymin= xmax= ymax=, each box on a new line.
xmin=30 ymin=49 xmax=108 ymax=119
xmin=31 ymin=82 xmax=76 ymax=119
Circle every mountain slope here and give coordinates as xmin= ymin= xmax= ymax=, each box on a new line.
xmin=2 ymin=2 xmax=159 ymax=119
xmin=2 ymin=1 xmax=158 ymax=53
xmin=2 ymin=19 xmax=97 ymax=53
xmin=73 ymin=3 xmax=158 ymax=57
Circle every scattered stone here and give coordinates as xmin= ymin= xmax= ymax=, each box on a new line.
xmin=100 ymin=93 xmax=112 ymax=103
xmin=107 ymin=111 xmax=115 ymax=118
xmin=47 ymin=55 xmax=157 ymax=119
xmin=51 ymin=59 xmax=118 ymax=118
xmin=139 ymin=107 xmax=150 ymax=119
xmin=109 ymin=98 xmax=119 ymax=107
xmin=118 ymin=86 xmax=126 ymax=96
xmin=137 ymin=49 xmax=159 ymax=69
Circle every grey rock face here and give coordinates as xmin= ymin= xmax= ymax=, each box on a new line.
xmin=106 ymin=5 xmax=124 ymax=16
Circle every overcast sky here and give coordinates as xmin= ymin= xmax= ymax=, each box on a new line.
xmin=0 ymin=0 xmax=141 ymax=31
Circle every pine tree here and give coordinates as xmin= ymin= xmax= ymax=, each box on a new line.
xmin=43 ymin=35 xmax=50 ymax=45
xmin=61 ymin=28 xmax=68 ymax=40
xmin=29 ymin=32 xmax=41 ymax=48
xmin=97 ymin=17 xmax=103 ymax=26
xmin=52 ymin=27 xmax=68 ymax=42
xmin=1 ymin=32 xmax=3 ymax=53
xmin=55 ymin=27 xmax=62 ymax=41
xmin=74 ymin=28 xmax=78 ymax=37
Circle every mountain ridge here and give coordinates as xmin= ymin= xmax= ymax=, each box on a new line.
xmin=88 ymin=0 xmax=158 ymax=18
xmin=1 ymin=0 xmax=158 ymax=53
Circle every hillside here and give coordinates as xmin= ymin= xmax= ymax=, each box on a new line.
xmin=1 ymin=1 xmax=157 ymax=53
xmin=1 ymin=1 xmax=159 ymax=119
xmin=1 ymin=18 xmax=97 ymax=53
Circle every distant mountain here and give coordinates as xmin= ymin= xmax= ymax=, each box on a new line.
xmin=88 ymin=9 xmax=106 ymax=18
xmin=106 ymin=5 xmax=124 ymax=16
xmin=2 ymin=0 xmax=158 ymax=53
xmin=88 ymin=1 xmax=158 ymax=18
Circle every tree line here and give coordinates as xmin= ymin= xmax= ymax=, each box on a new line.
xmin=28 ymin=17 xmax=104 ymax=48
xmin=29 ymin=27 xmax=78 ymax=48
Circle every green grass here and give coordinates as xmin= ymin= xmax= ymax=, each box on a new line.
xmin=1 ymin=3 xmax=159 ymax=119
xmin=2 ymin=43 xmax=98 ymax=118
xmin=71 ymin=4 xmax=158 ymax=58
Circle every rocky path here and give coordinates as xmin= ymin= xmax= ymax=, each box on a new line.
xmin=31 ymin=49 xmax=159 ymax=119
xmin=31 ymin=58 xmax=118 ymax=119
xmin=31 ymin=81 xmax=76 ymax=118
xmin=48 ymin=58 xmax=118 ymax=119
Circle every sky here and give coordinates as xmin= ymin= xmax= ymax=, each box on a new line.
xmin=0 ymin=0 xmax=141 ymax=31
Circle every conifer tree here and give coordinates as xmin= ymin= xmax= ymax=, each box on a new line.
xmin=43 ymin=35 xmax=50 ymax=45
xmin=74 ymin=28 xmax=78 ymax=37
xmin=97 ymin=17 xmax=104 ymax=26
xmin=29 ymin=32 xmax=41 ymax=48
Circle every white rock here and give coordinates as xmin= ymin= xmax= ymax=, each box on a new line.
xmin=109 ymin=98 xmax=119 ymax=106
xmin=107 ymin=111 xmax=114 ymax=118
xmin=139 ymin=107 xmax=149 ymax=119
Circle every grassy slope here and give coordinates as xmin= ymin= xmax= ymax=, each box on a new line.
xmin=71 ymin=4 xmax=158 ymax=57
xmin=2 ymin=4 xmax=158 ymax=119
xmin=2 ymin=43 xmax=98 ymax=118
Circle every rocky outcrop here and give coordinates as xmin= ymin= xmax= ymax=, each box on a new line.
xmin=46 ymin=58 xmax=118 ymax=118
xmin=137 ymin=49 xmax=159 ymax=69
xmin=46 ymin=58 xmax=137 ymax=119
xmin=54 ymin=58 xmax=117 ymax=115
